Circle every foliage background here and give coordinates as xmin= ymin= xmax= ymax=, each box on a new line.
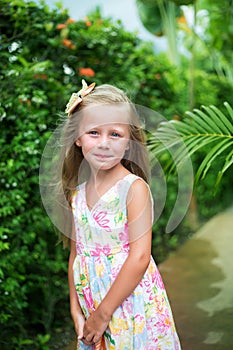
xmin=0 ymin=0 xmax=232 ymax=348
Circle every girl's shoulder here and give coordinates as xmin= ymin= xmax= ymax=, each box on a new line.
xmin=125 ymin=174 xmax=153 ymax=210
xmin=119 ymin=173 xmax=152 ymax=201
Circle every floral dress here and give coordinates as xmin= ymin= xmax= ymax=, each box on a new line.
xmin=72 ymin=173 xmax=181 ymax=350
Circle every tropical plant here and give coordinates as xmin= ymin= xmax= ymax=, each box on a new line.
xmin=148 ymin=101 xmax=233 ymax=187
xmin=136 ymin=0 xmax=181 ymax=65
xmin=198 ymin=0 xmax=233 ymax=83
xmin=136 ymin=0 xmax=198 ymax=110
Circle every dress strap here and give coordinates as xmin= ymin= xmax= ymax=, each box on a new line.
xmin=124 ymin=173 xmax=150 ymax=188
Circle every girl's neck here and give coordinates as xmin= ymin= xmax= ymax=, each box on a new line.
xmin=88 ymin=164 xmax=130 ymax=187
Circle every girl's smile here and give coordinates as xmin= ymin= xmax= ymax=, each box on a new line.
xmin=93 ymin=153 xmax=113 ymax=160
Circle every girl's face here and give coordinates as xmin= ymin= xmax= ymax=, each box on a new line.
xmin=76 ymin=104 xmax=130 ymax=171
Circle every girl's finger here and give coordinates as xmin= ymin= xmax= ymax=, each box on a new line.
xmin=93 ymin=335 xmax=100 ymax=344
xmin=81 ymin=338 xmax=94 ymax=346
xmin=76 ymin=324 xmax=83 ymax=339
xmin=85 ymin=333 xmax=94 ymax=342
xmin=77 ymin=332 xmax=83 ymax=340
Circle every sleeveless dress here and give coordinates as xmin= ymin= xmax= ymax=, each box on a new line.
xmin=72 ymin=173 xmax=181 ymax=350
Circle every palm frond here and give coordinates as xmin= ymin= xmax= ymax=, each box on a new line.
xmin=148 ymin=102 xmax=233 ymax=186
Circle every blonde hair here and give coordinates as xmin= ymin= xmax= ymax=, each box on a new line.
xmin=56 ymin=84 xmax=150 ymax=245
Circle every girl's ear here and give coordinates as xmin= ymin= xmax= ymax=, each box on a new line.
xmin=75 ymin=139 xmax=81 ymax=147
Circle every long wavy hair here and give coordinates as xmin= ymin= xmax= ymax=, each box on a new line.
xmin=55 ymin=84 xmax=150 ymax=245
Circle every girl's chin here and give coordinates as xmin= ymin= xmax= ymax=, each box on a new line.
xmin=89 ymin=159 xmax=121 ymax=171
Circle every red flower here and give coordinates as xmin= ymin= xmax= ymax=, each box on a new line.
xmin=86 ymin=21 xmax=92 ymax=27
xmin=33 ymin=74 xmax=48 ymax=80
xmin=62 ymin=39 xmax=76 ymax=49
xmin=56 ymin=23 xmax=66 ymax=29
xmin=66 ymin=18 xmax=75 ymax=24
xmin=79 ymin=67 xmax=95 ymax=77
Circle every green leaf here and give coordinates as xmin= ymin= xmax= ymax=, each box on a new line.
xmin=188 ymin=109 xmax=222 ymax=134
xmin=209 ymin=105 xmax=233 ymax=134
xmin=17 ymin=56 xmax=29 ymax=68
xmin=215 ymin=148 xmax=233 ymax=186
xmin=20 ymin=339 xmax=34 ymax=345
xmin=195 ymin=139 xmax=233 ymax=182
xmin=224 ymin=101 xmax=233 ymax=122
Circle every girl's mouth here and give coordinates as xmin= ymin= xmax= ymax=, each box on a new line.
xmin=93 ymin=153 xmax=113 ymax=159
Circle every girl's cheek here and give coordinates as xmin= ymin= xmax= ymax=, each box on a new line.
xmin=82 ymin=136 xmax=97 ymax=148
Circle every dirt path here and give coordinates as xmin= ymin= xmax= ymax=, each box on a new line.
xmin=159 ymin=207 xmax=233 ymax=350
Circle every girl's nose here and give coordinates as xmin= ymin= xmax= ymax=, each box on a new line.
xmin=98 ymin=136 xmax=110 ymax=149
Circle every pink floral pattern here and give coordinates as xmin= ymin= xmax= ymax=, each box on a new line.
xmin=72 ymin=174 xmax=181 ymax=349
xmin=92 ymin=206 xmax=111 ymax=232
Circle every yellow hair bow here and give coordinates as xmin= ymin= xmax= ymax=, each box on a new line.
xmin=65 ymin=79 xmax=95 ymax=115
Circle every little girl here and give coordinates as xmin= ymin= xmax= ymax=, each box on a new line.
xmin=62 ymin=80 xmax=181 ymax=349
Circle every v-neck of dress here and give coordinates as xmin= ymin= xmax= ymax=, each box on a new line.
xmin=83 ymin=173 xmax=134 ymax=213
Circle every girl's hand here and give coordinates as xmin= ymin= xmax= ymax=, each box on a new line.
xmin=83 ymin=308 xmax=110 ymax=343
xmin=73 ymin=312 xmax=94 ymax=346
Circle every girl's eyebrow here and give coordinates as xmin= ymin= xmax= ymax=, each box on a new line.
xmin=86 ymin=125 xmax=126 ymax=131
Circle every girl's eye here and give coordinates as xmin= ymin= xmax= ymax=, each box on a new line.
xmin=89 ymin=130 xmax=99 ymax=135
xmin=111 ymin=132 xmax=120 ymax=137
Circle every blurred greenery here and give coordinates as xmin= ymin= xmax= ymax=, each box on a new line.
xmin=0 ymin=0 xmax=232 ymax=348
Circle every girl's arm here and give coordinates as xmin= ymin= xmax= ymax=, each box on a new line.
xmin=68 ymin=238 xmax=94 ymax=346
xmin=83 ymin=179 xmax=153 ymax=343
xmin=68 ymin=239 xmax=82 ymax=321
